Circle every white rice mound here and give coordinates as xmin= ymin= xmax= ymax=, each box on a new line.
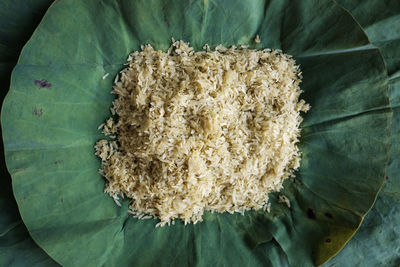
xmin=95 ymin=40 xmax=309 ymax=227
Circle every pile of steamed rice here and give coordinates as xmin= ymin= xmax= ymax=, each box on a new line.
xmin=95 ymin=40 xmax=309 ymax=227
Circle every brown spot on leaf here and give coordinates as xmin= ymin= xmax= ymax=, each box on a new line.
xmin=33 ymin=108 xmax=43 ymax=117
xmin=307 ymin=208 xmax=316 ymax=220
xmin=325 ymin=238 xmax=331 ymax=243
xmin=324 ymin=212 xmax=333 ymax=219
xmin=34 ymin=79 xmax=51 ymax=88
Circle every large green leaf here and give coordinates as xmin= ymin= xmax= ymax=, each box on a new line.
xmin=1 ymin=0 xmax=392 ymax=266
xmin=0 ymin=0 xmax=58 ymax=266
xmin=326 ymin=1 xmax=400 ymax=265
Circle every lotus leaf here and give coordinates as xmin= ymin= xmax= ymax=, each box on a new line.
xmin=0 ymin=0 xmax=395 ymax=266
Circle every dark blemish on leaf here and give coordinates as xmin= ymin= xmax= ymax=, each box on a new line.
xmin=307 ymin=208 xmax=316 ymax=220
xmin=324 ymin=212 xmax=333 ymax=219
xmin=34 ymin=79 xmax=52 ymax=88
xmin=33 ymin=107 xmax=43 ymax=117
xmin=325 ymin=238 xmax=331 ymax=243
xmin=61 ymin=197 xmax=64 ymax=203
xmin=54 ymin=160 xmax=64 ymax=165
xmin=385 ymin=176 xmax=389 ymax=181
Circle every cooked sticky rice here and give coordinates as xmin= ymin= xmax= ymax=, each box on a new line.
xmin=95 ymin=40 xmax=309 ymax=226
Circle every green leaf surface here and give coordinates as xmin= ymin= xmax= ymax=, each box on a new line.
xmin=326 ymin=1 xmax=400 ymax=266
xmin=1 ymin=0 xmax=392 ymax=266
xmin=0 ymin=0 xmax=59 ymax=266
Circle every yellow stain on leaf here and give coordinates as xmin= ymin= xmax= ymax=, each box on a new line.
xmin=314 ymin=226 xmax=357 ymax=266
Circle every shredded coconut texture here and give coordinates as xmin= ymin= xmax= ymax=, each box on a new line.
xmin=95 ymin=41 xmax=309 ymax=226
